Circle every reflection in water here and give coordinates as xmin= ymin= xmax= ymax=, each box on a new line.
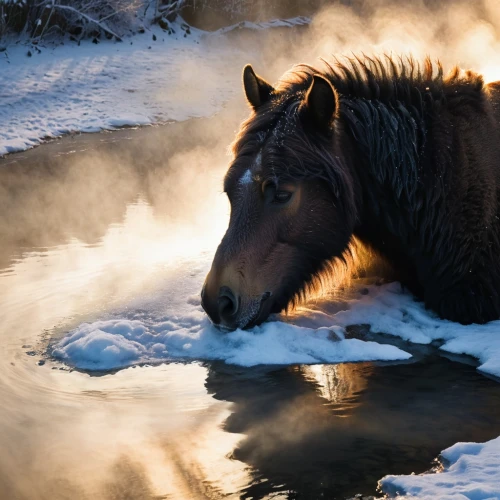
xmin=301 ymin=363 xmax=368 ymax=414
xmin=0 ymin=361 xmax=250 ymax=499
xmin=1 ymin=116 xmax=500 ymax=500
xmin=0 ymin=114 xmax=252 ymax=499
xmin=206 ymin=360 xmax=500 ymax=499
xmin=0 ymin=113 xmax=235 ymax=352
xmin=104 ymin=457 xmax=157 ymax=500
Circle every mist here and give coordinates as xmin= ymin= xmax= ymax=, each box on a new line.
xmin=1 ymin=3 xmax=500 ymax=497
xmin=3 ymin=0 xmax=500 ymax=317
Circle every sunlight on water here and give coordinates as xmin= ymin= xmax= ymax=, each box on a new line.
xmin=0 ymin=189 xmax=247 ymax=497
xmin=300 ymin=364 xmax=369 ymax=419
xmin=0 ymin=196 xmax=229 ymax=337
xmin=0 ymin=124 xmax=244 ymax=498
xmin=1 ymin=4 xmax=500 ymax=492
xmin=3 ymin=112 xmax=500 ymax=500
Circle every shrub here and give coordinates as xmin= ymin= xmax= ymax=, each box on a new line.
xmin=0 ymin=0 xmax=149 ymax=41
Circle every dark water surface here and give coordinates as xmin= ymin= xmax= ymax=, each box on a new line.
xmin=2 ymin=117 xmax=500 ymax=499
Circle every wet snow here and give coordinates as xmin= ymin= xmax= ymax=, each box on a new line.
xmin=52 ymin=281 xmax=500 ymax=379
xmin=52 ymin=314 xmax=411 ymax=370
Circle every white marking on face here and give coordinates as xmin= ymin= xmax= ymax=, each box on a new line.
xmin=239 ymin=169 xmax=253 ymax=185
xmin=238 ymin=150 xmax=262 ymax=186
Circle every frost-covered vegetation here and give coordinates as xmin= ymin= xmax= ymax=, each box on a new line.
xmin=0 ymin=0 xmax=185 ymax=41
xmin=0 ymin=0 xmax=330 ymax=40
xmin=1 ymin=0 xmax=136 ymax=40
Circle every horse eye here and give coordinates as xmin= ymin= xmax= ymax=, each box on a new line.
xmin=262 ymin=181 xmax=292 ymax=204
xmin=273 ymin=190 xmax=292 ymax=204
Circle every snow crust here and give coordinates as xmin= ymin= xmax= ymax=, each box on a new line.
xmin=381 ymin=437 xmax=500 ymax=499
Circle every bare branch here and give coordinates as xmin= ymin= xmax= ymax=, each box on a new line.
xmin=51 ymin=3 xmax=122 ymax=41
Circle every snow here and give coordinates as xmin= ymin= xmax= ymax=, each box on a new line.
xmin=50 ymin=277 xmax=500 ymax=498
xmin=310 ymin=281 xmax=500 ymax=379
xmin=0 ymin=22 xmax=239 ymax=156
xmin=0 ymin=14 xmax=313 ymax=157
xmin=51 ymin=279 xmax=500 ymax=378
xmin=381 ymin=437 xmax=500 ymax=499
xmin=213 ymin=16 xmax=311 ymax=35
xmin=51 ymin=305 xmax=411 ymax=371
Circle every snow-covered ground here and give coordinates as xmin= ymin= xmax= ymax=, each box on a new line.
xmin=0 ymin=15 xmax=314 ymax=157
xmin=0 ymin=21 xmax=240 ymax=156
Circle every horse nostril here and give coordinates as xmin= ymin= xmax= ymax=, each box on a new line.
xmin=218 ymin=296 xmax=233 ymax=316
xmin=218 ymin=286 xmax=239 ymax=324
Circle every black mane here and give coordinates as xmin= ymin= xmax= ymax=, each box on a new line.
xmin=290 ymin=55 xmax=484 ymax=104
xmin=231 ymin=56 xmax=491 ymax=236
xmin=232 ymin=55 xmax=486 ymax=197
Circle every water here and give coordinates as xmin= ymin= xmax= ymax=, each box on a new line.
xmin=2 ymin=116 xmax=500 ymax=499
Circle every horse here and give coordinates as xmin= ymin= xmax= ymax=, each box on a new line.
xmin=201 ymin=55 xmax=500 ymax=331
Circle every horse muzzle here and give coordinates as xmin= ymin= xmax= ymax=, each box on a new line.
xmin=201 ymin=283 xmax=272 ymax=331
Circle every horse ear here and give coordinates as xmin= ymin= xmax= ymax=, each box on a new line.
xmin=305 ymin=74 xmax=339 ymax=128
xmin=243 ymin=64 xmax=274 ymax=109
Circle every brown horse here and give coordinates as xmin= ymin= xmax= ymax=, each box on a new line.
xmin=201 ymin=55 xmax=500 ymax=330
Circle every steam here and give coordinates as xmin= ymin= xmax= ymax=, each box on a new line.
xmin=258 ymin=0 xmax=500 ymax=83
xmin=3 ymin=0 xmax=500 ymax=324
xmin=1 ymin=3 xmax=500 ymax=498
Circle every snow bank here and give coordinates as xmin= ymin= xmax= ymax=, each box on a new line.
xmin=0 ymin=22 xmax=238 ymax=156
xmin=213 ymin=16 xmax=311 ymax=35
xmin=0 ymin=14 xmax=312 ymax=157
xmin=381 ymin=437 xmax=500 ymax=499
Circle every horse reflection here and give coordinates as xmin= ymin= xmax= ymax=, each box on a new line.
xmin=205 ymin=358 xmax=500 ymax=499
